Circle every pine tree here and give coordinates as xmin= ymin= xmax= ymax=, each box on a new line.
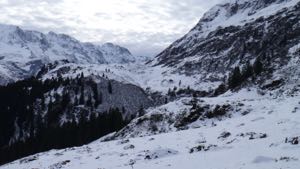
xmin=61 ymin=92 xmax=70 ymax=109
xmin=48 ymin=96 xmax=53 ymax=112
xmin=253 ymin=58 xmax=263 ymax=75
xmin=74 ymin=96 xmax=79 ymax=105
xmin=228 ymin=67 xmax=242 ymax=89
xmin=122 ymin=106 xmax=126 ymax=114
xmin=41 ymin=95 xmax=45 ymax=110
xmin=108 ymin=81 xmax=112 ymax=94
xmin=242 ymin=61 xmax=253 ymax=80
xmin=98 ymin=91 xmax=103 ymax=105
xmin=79 ymin=85 xmax=85 ymax=105
xmin=80 ymin=72 xmax=84 ymax=79
xmin=86 ymin=93 xmax=93 ymax=107
xmin=138 ymin=105 xmax=145 ymax=117
xmin=214 ymin=83 xmax=226 ymax=96
xmin=164 ymin=97 xmax=168 ymax=104
xmin=91 ymin=82 xmax=99 ymax=107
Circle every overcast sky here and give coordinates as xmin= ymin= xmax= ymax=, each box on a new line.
xmin=0 ymin=0 xmax=222 ymax=56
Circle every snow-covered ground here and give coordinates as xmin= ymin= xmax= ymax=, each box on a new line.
xmin=2 ymin=89 xmax=299 ymax=169
xmin=174 ymin=0 xmax=300 ymax=47
xmin=42 ymin=62 xmax=221 ymax=94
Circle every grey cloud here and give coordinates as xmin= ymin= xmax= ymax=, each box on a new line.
xmin=0 ymin=0 xmax=223 ymax=56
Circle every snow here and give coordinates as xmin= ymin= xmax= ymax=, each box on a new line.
xmin=1 ymin=1 xmax=300 ymax=168
xmin=206 ymin=0 xmax=299 ymax=31
xmin=2 ymin=89 xmax=300 ymax=169
xmin=175 ymin=0 xmax=300 ymax=48
xmin=0 ymin=24 xmax=137 ymax=84
xmin=41 ymin=62 xmax=222 ymax=94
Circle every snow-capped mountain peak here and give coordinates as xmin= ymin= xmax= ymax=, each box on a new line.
xmin=152 ymin=0 xmax=300 ymax=91
xmin=179 ymin=0 xmax=299 ymax=45
xmin=0 ymin=24 xmax=136 ymax=85
xmin=100 ymin=42 xmax=135 ymax=63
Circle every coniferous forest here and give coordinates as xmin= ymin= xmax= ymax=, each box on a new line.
xmin=0 ymin=75 xmax=127 ymax=165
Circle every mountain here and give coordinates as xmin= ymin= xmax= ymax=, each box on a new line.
xmin=0 ymin=25 xmax=156 ymax=164
xmin=1 ymin=89 xmax=299 ymax=169
xmin=0 ymin=72 xmax=156 ymax=164
xmin=1 ymin=0 xmax=300 ymax=168
xmin=0 ymin=24 xmax=135 ymax=85
xmin=153 ymin=0 xmax=300 ymax=86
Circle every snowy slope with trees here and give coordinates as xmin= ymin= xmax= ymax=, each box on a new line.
xmin=0 ymin=0 xmax=300 ymax=168
xmin=1 ymin=89 xmax=300 ymax=169
xmin=0 ymin=24 xmax=135 ymax=85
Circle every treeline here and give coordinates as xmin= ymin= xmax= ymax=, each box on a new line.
xmin=0 ymin=74 xmax=127 ymax=165
xmin=165 ymin=58 xmax=264 ymax=99
xmin=213 ymin=58 xmax=263 ymax=95
xmin=0 ymin=108 xmax=125 ymax=165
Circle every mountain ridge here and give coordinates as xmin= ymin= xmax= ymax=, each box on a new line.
xmin=0 ymin=0 xmax=300 ymax=168
xmin=152 ymin=0 xmax=300 ymax=90
xmin=0 ymin=24 xmax=136 ymax=85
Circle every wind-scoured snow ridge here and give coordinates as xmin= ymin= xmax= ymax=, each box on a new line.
xmin=0 ymin=24 xmax=135 ymax=85
xmin=1 ymin=89 xmax=300 ymax=169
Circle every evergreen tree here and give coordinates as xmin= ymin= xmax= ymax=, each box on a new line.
xmin=228 ymin=67 xmax=242 ymax=89
xmin=138 ymin=105 xmax=145 ymax=117
xmin=80 ymin=72 xmax=84 ymax=79
xmin=108 ymin=81 xmax=112 ymax=94
xmin=91 ymin=82 xmax=99 ymax=107
xmin=86 ymin=93 xmax=93 ymax=107
xmin=48 ymin=96 xmax=53 ymax=112
xmin=122 ymin=106 xmax=126 ymax=114
xmin=253 ymin=58 xmax=263 ymax=75
xmin=41 ymin=95 xmax=45 ymax=110
xmin=242 ymin=61 xmax=253 ymax=80
xmin=164 ymin=97 xmax=168 ymax=104
xmin=61 ymin=92 xmax=70 ymax=109
xmin=214 ymin=83 xmax=226 ymax=96
xmin=98 ymin=91 xmax=103 ymax=105
xmin=79 ymin=85 xmax=85 ymax=105
xmin=74 ymin=96 xmax=79 ymax=105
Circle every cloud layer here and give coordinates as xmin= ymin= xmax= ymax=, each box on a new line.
xmin=0 ymin=0 xmax=222 ymax=56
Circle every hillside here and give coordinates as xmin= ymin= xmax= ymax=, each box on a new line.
xmin=0 ymin=24 xmax=135 ymax=85
xmin=0 ymin=0 xmax=300 ymax=168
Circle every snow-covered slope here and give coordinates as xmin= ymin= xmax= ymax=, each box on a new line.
xmin=1 ymin=0 xmax=300 ymax=168
xmin=0 ymin=24 xmax=135 ymax=85
xmin=37 ymin=62 xmax=211 ymax=94
xmin=152 ymin=0 xmax=300 ymax=88
xmin=31 ymin=0 xmax=300 ymax=94
xmin=1 ymin=89 xmax=300 ymax=169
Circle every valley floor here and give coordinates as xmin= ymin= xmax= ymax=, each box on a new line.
xmin=1 ymin=89 xmax=300 ymax=169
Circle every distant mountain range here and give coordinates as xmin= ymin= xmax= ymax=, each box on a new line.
xmin=0 ymin=24 xmax=136 ymax=85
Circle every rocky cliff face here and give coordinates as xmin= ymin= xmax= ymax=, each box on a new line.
xmin=153 ymin=0 xmax=300 ymax=84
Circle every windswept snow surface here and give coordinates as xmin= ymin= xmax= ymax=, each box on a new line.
xmin=2 ymin=89 xmax=300 ymax=169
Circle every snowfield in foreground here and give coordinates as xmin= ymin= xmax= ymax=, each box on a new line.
xmin=1 ymin=89 xmax=300 ymax=169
